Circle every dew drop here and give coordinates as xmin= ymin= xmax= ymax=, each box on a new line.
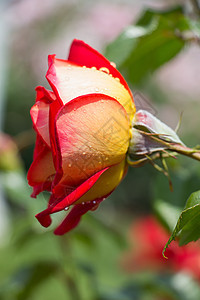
xmin=64 ymin=206 xmax=69 ymax=211
xmin=115 ymin=77 xmax=120 ymax=82
xmin=82 ymin=152 xmax=86 ymax=155
xmin=68 ymin=163 xmax=72 ymax=167
xmin=110 ymin=62 xmax=116 ymax=68
xmin=82 ymin=66 xmax=87 ymax=69
xmin=102 ymin=198 xmax=106 ymax=201
xmin=82 ymin=202 xmax=85 ymax=205
xmin=93 ymin=200 xmax=96 ymax=204
xmin=91 ymin=66 xmax=97 ymax=70
xmin=99 ymin=67 xmax=110 ymax=74
xmin=95 ymin=88 xmax=99 ymax=92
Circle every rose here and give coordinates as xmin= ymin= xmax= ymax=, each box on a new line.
xmin=27 ymin=39 xmax=135 ymax=235
xmin=122 ymin=216 xmax=200 ymax=281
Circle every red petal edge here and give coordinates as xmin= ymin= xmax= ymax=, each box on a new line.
xmin=35 ymin=86 xmax=56 ymax=103
xmin=35 ymin=167 xmax=109 ymax=228
xmin=68 ymin=39 xmax=133 ymax=98
xmin=27 ymin=138 xmax=55 ymax=197
xmin=54 ymin=198 xmax=103 ymax=235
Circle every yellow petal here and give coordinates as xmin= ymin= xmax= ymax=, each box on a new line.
xmin=76 ymin=159 xmax=127 ymax=203
xmin=54 ymin=94 xmax=130 ymax=194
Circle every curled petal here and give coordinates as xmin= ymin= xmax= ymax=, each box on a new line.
xmin=36 ymin=160 xmax=126 ymax=232
xmin=68 ymin=39 xmax=133 ymax=98
xmin=35 ymin=86 xmax=56 ymax=103
xmin=77 ymin=159 xmax=127 ymax=204
xmin=46 ymin=55 xmax=135 ymax=119
xmin=31 ymin=87 xmax=56 ymax=147
xmin=35 ymin=167 xmax=108 ymax=227
xmin=54 ymin=198 xmax=103 ymax=235
xmin=31 ymin=101 xmax=51 ymax=147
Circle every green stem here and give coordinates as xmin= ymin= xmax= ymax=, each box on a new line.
xmin=145 ymin=132 xmax=200 ymax=162
xmin=168 ymin=143 xmax=200 ymax=161
xmin=59 ymin=236 xmax=82 ymax=300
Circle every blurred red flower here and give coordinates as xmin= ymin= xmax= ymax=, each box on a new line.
xmin=27 ymin=39 xmax=135 ymax=235
xmin=122 ymin=216 xmax=200 ymax=281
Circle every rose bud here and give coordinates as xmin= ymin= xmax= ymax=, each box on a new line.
xmin=27 ymin=39 xmax=135 ymax=235
xmin=28 ymin=39 xmax=200 ymax=235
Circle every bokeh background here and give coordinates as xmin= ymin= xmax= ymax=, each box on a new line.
xmin=0 ymin=0 xmax=200 ymax=299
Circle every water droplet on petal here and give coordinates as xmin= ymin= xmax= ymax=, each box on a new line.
xmin=64 ymin=206 xmax=69 ymax=211
xmin=95 ymin=88 xmax=99 ymax=92
xmin=68 ymin=163 xmax=72 ymax=167
xmin=83 ymin=152 xmax=86 ymax=155
xmin=91 ymin=66 xmax=97 ymax=70
xmin=115 ymin=77 xmax=120 ymax=82
xmin=110 ymin=62 xmax=116 ymax=68
xmin=82 ymin=66 xmax=87 ymax=69
xmin=99 ymin=67 xmax=110 ymax=74
xmin=102 ymin=198 xmax=106 ymax=201
xmin=93 ymin=200 xmax=96 ymax=204
xmin=82 ymin=202 xmax=85 ymax=205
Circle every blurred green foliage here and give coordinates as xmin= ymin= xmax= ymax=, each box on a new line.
xmin=105 ymin=6 xmax=199 ymax=87
xmin=1 ymin=1 xmax=200 ymax=299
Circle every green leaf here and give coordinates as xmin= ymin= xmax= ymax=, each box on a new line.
xmin=163 ymin=190 xmax=200 ymax=255
xmin=105 ymin=6 xmax=193 ymax=85
xmin=105 ymin=20 xmax=157 ymax=66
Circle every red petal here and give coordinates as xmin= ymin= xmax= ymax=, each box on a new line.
xmin=31 ymin=101 xmax=51 ymax=147
xmin=49 ymin=99 xmax=62 ymax=175
xmin=31 ymin=182 xmax=52 ymax=198
xmin=31 ymin=87 xmax=56 ymax=147
xmin=35 ymin=86 xmax=56 ymax=103
xmin=27 ymin=141 xmax=55 ymax=194
xmin=33 ymin=134 xmax=47 ymax=160
xmin=35 ymin=167 xmax=108 ymax=227
xmin=46 ymin=54 xmax=135 ymax=120
xmin=68 ymin=39 xmax=133 ymax=98
xmin=37 ymin=214 xmax=52 ymax=228
xmin=54 ymin=198 xmax=103 ymax=235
